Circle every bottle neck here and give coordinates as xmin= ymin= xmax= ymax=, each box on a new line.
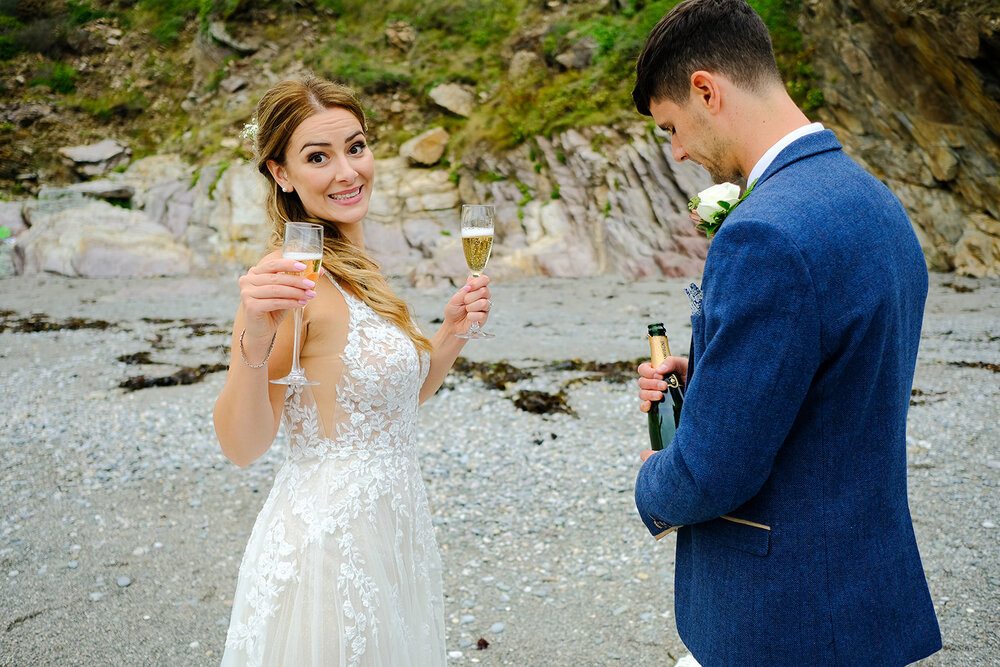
xmin=648 ymin=334 xmax=671 ymax=367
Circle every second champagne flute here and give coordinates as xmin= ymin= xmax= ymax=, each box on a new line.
xmin=271 ymin=221 xmax=323 ymax=386
xmin=457 ymin=204 xmax=495 ymax=339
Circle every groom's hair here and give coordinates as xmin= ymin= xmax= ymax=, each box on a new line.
xmin=632 ymin=0 xmax=782 ymax=116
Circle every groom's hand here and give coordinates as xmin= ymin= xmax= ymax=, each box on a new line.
xmin=636 ymin=357 xmax=689 ymax=413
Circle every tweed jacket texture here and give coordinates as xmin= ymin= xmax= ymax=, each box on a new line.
xmin=634 ymin=130 xmax=942 ymax=665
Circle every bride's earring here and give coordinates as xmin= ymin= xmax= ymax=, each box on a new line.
xmin=282 ymin=186 xmax=291 ymax=193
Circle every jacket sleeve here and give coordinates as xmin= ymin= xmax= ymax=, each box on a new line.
xmin=635 ymin=217 xmax=821 ymax=534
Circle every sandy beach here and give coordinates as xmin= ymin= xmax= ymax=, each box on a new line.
xmin=1 ymin=271 xmax=998 ymax=665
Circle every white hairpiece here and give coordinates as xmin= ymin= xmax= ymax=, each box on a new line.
xmin=240 ymin=119 xmax=259 ymax=141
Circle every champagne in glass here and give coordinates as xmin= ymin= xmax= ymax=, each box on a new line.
xmin=271 ymin=222 xmax=324 ymax=386
xmin=462 ymin=229 xmax=493 ymax=276
xmin=283 ymin=251 xmax=322 ymax=284
xmin=456 ymin=204 xmax=495 ymax=340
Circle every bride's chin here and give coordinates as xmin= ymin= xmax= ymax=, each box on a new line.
xmin=333 ymin=206 xmax=368 ymax=224
xmin=304 ymin=204 xmax=369 ymax=226
xmin=321 ymin=210 xmax=368 ymax=228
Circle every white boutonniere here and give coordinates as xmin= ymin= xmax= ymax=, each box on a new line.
xmin=687 ymin=180 xmax=755 ymax=239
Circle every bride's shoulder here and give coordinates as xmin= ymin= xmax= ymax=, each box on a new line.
xmin=302 ymin=277 xmax=351 ymax=352
xmin=302 ymin=273 xmax=350 ymax=324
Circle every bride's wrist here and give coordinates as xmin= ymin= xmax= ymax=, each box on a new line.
xmin=239 ymin=328 xmax=277 ymax=368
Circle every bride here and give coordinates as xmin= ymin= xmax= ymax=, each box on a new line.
xmin=213 ymin=77 xmax=492 ymax=666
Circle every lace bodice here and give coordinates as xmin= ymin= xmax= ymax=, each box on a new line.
xmin=222 ymin=276 xmax=443 ymax=667
xmin=283 ymin=276 xmax=431 ymax=459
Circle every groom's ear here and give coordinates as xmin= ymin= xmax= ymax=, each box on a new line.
xmin=689 ymin=70 xmax=722 ymax=115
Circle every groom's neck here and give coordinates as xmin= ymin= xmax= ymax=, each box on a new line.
xmin=726 ymin=84 xmax=813 ymax=181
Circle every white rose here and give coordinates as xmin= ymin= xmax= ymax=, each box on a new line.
xmin=695 ymin=182 xmax=742 ymax=223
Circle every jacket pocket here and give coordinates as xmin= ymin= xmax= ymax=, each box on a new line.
xmin=690 ymin=311 xmax=704 ymax=348
xmin=700 ymin=515 xmax=771 ymax=557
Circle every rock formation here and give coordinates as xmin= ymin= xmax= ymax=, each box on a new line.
xmin=2 ymin=2 xmax=998 ymax=279
xmin=802 ymin=0 xmax=1000 ymax=276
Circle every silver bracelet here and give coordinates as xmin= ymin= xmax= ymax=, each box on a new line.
xmin=239 ymin=328 xmax=277 ymax=368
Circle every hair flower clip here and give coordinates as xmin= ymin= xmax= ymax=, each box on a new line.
xmin=240 ymin=119 xmax=259 ymax=141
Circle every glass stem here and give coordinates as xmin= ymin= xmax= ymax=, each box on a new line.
xmin=290 ymin=307 xmax=304 ymax=376
xmin=468 ymin=273 xmax=481 ymax=334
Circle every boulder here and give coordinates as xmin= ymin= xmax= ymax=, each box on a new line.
xmin=22 ymin=190 xmax=91 ymax=226
xmin=403 ymin=217 xmax=450 ymax=256
xmin=16 ymin=200 xmax=190 ymax=277
xmin=58 ymin=139 xmax=131 ymax=178
xmin=146 ymin=181 xmax=195 ymax=239
xmin=385 ymin=20 xmax=417 ymax=51
xmin=368 ymin=157 xmax=407 ymax=222
xmin=396 ymin=167 xmax=459 ymax=213
xmin=220 ymin=76 xmax=248 ymax=93
xmin=364 ymin=218 xmax=422 ymax=269
xmin=399 ymin=127 xmax=450 ymax=166
xmin=555 ymin=35 xmax=598 ymax=70
xmin=39 ymin=179 xmax=135 ymax=201
xmin=428 ymin=83 xmax=475 ymax=117
xmin=509 ymin=51 xmax=542 ymax=80
xmin=206 ymin=162 xmax=271 ymax=265
xmin=405 ymin=190 xmax=459 ymax=212
xmin=122 ymin=154 xmax=192 ymax=186
xmin=0 ymin=239 xmax=15 ymax=278
xmin=0 ymin=201 xmax=27 ymax=236
xmin=208 ymin=20 xmax=258 ymax=55
xmin=954 ymin=214 xmax=1000 ymax=277
xmin=408 ymin=236 xmax=468 ymax=287
xmin=8 ymin=103 xmax=51 ymax=128
xmin=122 ymin=154 xmax=193 ymax=209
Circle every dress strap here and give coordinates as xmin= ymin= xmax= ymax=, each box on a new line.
xmin=325 ymin=273 xmax=355 ymax=304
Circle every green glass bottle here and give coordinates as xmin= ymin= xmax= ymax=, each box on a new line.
xmin=647 ymin=323 xmax=684 ymax=451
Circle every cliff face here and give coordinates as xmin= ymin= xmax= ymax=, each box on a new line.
xmin=5 ymin=2 xmax=1000 ymax=281
xmin=398 ymin=0 xmax=1000 ymax=281
xmin=801 ymin=0 xmax=1000 ymax=276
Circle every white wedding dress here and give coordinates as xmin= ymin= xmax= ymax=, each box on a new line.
xmin=222 ymin=278 xmax=445 ymax=666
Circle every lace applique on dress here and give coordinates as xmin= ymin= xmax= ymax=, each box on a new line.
xmin=222 ymin=277 xmax=444 ymax=667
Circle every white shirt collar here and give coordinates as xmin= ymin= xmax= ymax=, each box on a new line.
xmin=746 ymin=122 xmax=825 ymax=188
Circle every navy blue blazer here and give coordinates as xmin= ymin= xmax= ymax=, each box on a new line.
xmin=635 ymin=130 xmax=941 ymax=665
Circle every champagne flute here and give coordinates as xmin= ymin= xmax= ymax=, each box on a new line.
xmin=456 ymin=204 xmax=495 ymax=339
xmin=271 ymin=222 xmax=324 ymax=386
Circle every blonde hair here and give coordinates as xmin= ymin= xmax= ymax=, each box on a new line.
xmin=252 ymin=77 xmax=432 ymax=356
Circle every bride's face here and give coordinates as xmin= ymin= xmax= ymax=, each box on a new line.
xmin=269 ymin=107 xmax=375 ymax=234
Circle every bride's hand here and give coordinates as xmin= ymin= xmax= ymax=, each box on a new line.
xmin=443 ymin=274 xmax=491 ymax=336
xmin=238 ymin=251 xmax=319 ymax=339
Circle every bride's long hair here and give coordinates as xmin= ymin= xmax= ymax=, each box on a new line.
xmin=252 ymin=77 xmax=432 ymax=356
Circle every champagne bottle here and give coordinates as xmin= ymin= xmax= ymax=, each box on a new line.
xmin=647 ymin=323 xmax=684 ymax=451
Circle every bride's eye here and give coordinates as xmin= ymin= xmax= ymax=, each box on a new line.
xmin=308 ymin=152 xmax=328 ymax=164
xmin=348 ymin=141 xmax=367 ymax=156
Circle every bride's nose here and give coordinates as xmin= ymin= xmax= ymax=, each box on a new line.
xmin=332 ymin=155 xmax=358 ymax=182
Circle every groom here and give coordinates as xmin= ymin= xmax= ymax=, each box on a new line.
xmin=631 ymin=0 xmax=941 ymax=664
